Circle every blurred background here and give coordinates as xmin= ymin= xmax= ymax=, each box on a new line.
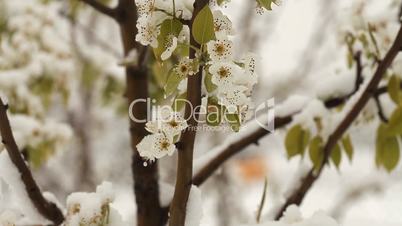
xmin=0 ymin=0 xmax=402 ymax=225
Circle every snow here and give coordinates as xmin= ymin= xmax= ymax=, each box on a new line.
xmin=275 ymin=95 xmax=310 ymax=117
xmin=66 ymin=181 xmax=127 ymax=226
xmin=0 ymin=152 xmax=48 ymax=225
xmin=159 ymin=181 xmax=175 ymax=207
xmin=243 ymin=205 xmax=339 ymax=226
xmin=185 ymin=185 xmax=203 ymax=226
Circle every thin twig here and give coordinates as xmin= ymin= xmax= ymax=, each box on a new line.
xmin=0 ymin=99 xmax=64 ymax=225
xmin=274 ymin=25 xmax=402 ymax=220
xmin=256 ymin=177 xmax=268 ymax=223
xmin=79 ymin=0 xmax=117 ymax=19
xmin=373 ymin=95 xmax=389 ymax=123
xmin=353 ymin=51 xmax=363 ymax=93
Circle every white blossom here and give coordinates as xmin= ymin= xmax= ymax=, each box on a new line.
xmin=146 ymin=109 xmax=188 ymax=138
xmin=175 ymin=57 xmax=199 ymax=77
xmin=209 ymin=62 xmax=241 ymax=88
xmin=213 ymin=10 xmax=235 ymax=36
xmin=161 ymin=35 xmax=178 ymax=61
xmin=206 ymin=37 xmax=234 ymax=62
xmin=218 ymin=85 xmax=250 ymax=113
xmin=136 ymin=133 xmax=176 ymax=161
xmin=135 ymin=15 xmax=161 ymax=48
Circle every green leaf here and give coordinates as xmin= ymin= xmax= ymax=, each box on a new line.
xmin=376 ymin=131 xmax=400 ymax=172
xmin=204 ymin=69 xmax=217 ymax=93
xmin=217 ymin=0 xmax=226 ymax=5
xmin=154 ymin=19 xmax=183 ymax=61
xmin=164 ymin=69 xmax=185 ymax=96
xmin=341 ymin=135 xmax=354 ymax=162
xmin=257 ymin=0 xmax=273 ymax=10
xmin=376 ymin=123 xmax=401 ymax=172
xmin=309 ymin=136 xmax=324 ymax=172
xmin=331 ymin=143 xmax=342 ymax=169
xmin=225 ymin=112 xmax=241 ymax=132
xmin=152 ymin=61 xmax=172 ymax=88
xmin=285 ymin=125 xmax=310 ymax=159
xmin=387 ymin=106 xmax=402 ymax=136
xmin=192 ymin=5 xmax=216 ymax=45
xmin=207 ymin=97 xmax=222 ymax=126
xmin=388 ymin=74 xmax=402 ymax=105
xmin=172 ymin=92 xmax=187 ymax=112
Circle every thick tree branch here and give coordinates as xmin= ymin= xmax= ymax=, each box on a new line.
xmin=274 ymin=25 xmax=402 ymax=220
xmin=114 ymin=0 xmax=165 ymax=226
xmin=79 ymin=0 xmax=117 ymax=19
xmin=0 ymin=99 xmax=64 ymax=225
xmin=169 ymin=0 xmax=209 ymax=225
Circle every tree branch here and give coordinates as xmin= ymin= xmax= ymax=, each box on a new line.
xmin=169 ymin=0 xmax=209 ymax=225
xmin=79 ymin=0 xmax=117 ymax=19
xmin=274 ymin=25 xmax=402 ymax=220
xmin=190 ymin=79 xmax=402 ymax=188
xmin=0 ymin=99 xmax=64 ymax=225
xmin=373 ymin=95 xmax=389 ymax=123
xmin=114 ymin=0 xmax=165 ymax=226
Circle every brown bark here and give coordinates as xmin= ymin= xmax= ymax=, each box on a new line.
xmin=114 ymin=1 xmax=165 ymax=226
xmin=168 ymin=0 xmax=209 ymax=225
xmin=79 ymin=0 xmax=165 ymax=225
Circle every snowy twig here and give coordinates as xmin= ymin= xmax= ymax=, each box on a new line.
xmin=191 ymin=81 xmax=401 ymax=187
xmin=79 ymin=0 xmax=117 ymax=19
xmin=168 ymin=1 xmax=209 ymax=225
xmin=274 ymin=25 xmax=402 ymax=220
xmin=0 ymin=98 xmax=64 ymax=225
xmin=256 ymin=177 xmax=268 ymax=223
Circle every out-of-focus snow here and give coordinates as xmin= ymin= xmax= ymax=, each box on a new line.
xmin=0 ymin=152 xmax=48 ymax=225
xmin=185 ymin=185 xmax=203 ymax=226
xmin=243 ymin=205 xmax=338 ymax=226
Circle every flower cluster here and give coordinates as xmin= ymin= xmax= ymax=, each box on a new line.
xmin=205 ymin=10 xmax=258 ymax=120
xmin=135 ymin=0 xmax=193 ymax=60
xmin=136 ymin=108 xmax=188 ymax=162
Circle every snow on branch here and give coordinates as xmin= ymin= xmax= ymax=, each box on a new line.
xmin=274 ymin=24 xmax=402 ymax=220
xmin=0 ymin=98 xmax=64 ymax=225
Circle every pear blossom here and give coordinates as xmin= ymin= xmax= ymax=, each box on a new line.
xmin=160 ymin=111 xmax=188 ymax=137
xmin=135 ymin=15 xmax=161 ymax=48
xmin=145 ymin=110 xmax=188 ymax=137
xmin=135 ymin=0 xmax=155 ymax=16
xmin=209 ymin=62 xmax=241 ymax=87
xmin=236 ymin=53 xmax=258 ymax=86
xmin=218 ymin=86 xmax=251 ymax=113
xmin=175 ymin=57 xmax=199 ymax=77
xmin=136 ymin=133 xmax=176 ymax=161
xmin=206 ymin=37 xmax=234 ymax=62
xmin=213 ymin=10 xmax=235 ymax=36
xmin=161 ymin=35 xmax=178 ymax=61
